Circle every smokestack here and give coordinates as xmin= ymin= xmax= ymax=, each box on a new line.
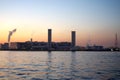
xmin=48 ymin=29 xmax=52 ymax=49
xmin=71 ymin=31 xmax=76 ymax=47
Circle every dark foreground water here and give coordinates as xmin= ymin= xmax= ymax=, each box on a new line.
xmin=0 ymin=51 xmax=120 ymax=80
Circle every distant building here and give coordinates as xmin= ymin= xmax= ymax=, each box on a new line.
xmin=9 ymin=42 xmax=26 ymax=50
xmin=93 ymin=45 xmax=104 ymax=50
xmin=31 ymin=42 xmax=48 ymax=50
xmin=48 ymin=29 xmax=52 ymax=50
xmin=0 ymin=44 xmax=2 ymax=49
xmin=71 ymin=31 xmax=76 ymax=47
xmin=86 ymin=44 xmax=104 ymax=51
xmin=55 ymin=42 xmax=71 ymax=51
xmin=2 ymin=43 xmax=8 ymax=50
xmin=9 ymin=42 xmax=17 ymax=49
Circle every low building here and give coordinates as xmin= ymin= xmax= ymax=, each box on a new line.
xmin=55 ymin=42 xmax=71 ymax=51
xmin=0 ymin=44 xmax=2 ymax=49
xmin=9 ymin=42 xmax=26 ymax=50
xmin=86 ymin=44 xmax=104 ymax=51
xmin=93 ymin=45 xmax=104 ymax=50
xmin=31 ymin=42 xmax=48 ymax=50
xmin=2 ymin=43 xmax=8 ymax=50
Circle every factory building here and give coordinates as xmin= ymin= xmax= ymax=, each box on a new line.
xmin=9 ymin=42 xmax=26 ymax=50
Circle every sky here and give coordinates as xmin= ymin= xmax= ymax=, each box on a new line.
xmin=0 ymin=0 xmax=120 ymax=47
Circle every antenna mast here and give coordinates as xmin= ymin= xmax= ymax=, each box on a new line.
xmin=115 ymin=33 xmax=118 ymax=48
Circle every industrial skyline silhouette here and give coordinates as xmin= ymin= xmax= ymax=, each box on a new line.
xmin=0 ymin=29 xmax=119 ymax=51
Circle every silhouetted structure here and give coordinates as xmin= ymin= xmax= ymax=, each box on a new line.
xmin=111 ymin=33 xmax=120 ymax=51
xmin=115 ymin=33 xmax=118 ymax=48
xmin=30 ymin=38 xmax=33 ymax=42
xmin=71 ymin=31 xmax=76 ymax=47
xmin=86 ymin=44 xmax=104 ymax=51
xmin=48 ymin=29 xmax=52 ymax=50
xmin=0 ymin=29 xmax=119 ymax=51
xmin=0 ymin=44 xmax=2 ymax=49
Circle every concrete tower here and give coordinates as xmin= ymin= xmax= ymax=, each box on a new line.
xmin=48 ymin=29 xmax=52 ymax=49
xmin=71 ymin=31 xmax=76 ymax=47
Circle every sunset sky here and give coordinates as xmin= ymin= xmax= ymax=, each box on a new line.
xmin=0 ymin=0 xmax=120 ymax=47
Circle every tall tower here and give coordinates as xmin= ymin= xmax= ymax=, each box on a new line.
xmin=71 ymin=31 xmax=76 ymax=47
xmin=115 ymin=33 xmax=118 ymax=48
xmin=48 ymin=29 xmax=52 ymax=49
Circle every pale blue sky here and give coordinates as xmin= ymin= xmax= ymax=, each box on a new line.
xmin=0 ymin=0 xmax=120 ymax=47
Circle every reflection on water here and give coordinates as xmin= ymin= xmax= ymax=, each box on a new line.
xmin=0 ymin=51 xmax=120 ymax=80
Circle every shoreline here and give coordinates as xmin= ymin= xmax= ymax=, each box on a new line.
xmin=0 ymin=49 xmax=119 ymax=52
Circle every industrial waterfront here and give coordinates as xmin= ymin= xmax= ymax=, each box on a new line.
xmin=0 ymin=0 xmax=120 ymax=80
xmin=0 ymin=51 xmax=120 ymax=80
xmin=0 ymin=29 xmax=119 ymax=51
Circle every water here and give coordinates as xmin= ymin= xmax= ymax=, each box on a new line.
xmin=0 ymin=51 xmax=120 ymax=80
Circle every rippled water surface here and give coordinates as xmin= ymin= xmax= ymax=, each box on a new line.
xmin=0 ymin=51 xmax=120 ymax=80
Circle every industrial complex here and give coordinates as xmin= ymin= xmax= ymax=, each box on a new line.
xmin=0 ymin=29 xmax=119 ymax=51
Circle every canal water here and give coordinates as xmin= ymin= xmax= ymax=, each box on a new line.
xmin=0 ymin=51 xmax=120 ymax=80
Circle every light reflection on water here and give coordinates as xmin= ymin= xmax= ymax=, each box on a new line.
xmin=0 ymin=51 xmax=120 ymax=80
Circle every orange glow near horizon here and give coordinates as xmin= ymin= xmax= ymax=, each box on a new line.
xmin=0 ymin=25 xmax=119 ymax=47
